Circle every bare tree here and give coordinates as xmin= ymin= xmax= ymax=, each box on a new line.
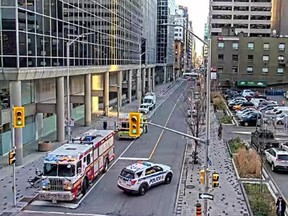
xmin=170 ymin=83 xmax=206 ymax=164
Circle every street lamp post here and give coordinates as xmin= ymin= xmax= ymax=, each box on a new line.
xmin=66 ymin=32 xmax=93 ymax=141
xmin=162 ymin=23 xmax=211 ymax=216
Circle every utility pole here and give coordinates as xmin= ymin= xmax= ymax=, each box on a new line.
xmin=10 ymin=106 xmax=16 ymax=207
xmin=203 ymin=38 xmax=212 ymax=216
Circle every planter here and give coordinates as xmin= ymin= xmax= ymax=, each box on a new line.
xmin=38 ymin=141 xmax=52 ymax=152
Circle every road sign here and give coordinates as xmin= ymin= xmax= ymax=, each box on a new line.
xmin=199 ymin=193 xmax=214 ymax=200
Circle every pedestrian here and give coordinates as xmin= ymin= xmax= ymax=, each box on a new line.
xmin=143 ymin=117 xmax=148 ymax=133
xmin=213 ymin=104 xmax=217 ymax=113
xmin=218 ymin=124 xmax=223 ymax=140
xmin=276 ymin=196 xmax=286 ymax=216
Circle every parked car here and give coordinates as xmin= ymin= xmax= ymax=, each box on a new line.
xmin=232 ymin=102 xmax=255 ymax=111
xmin=239 ymin=112 xmax=261 ymax=126
xmin=251 ymin=129 xmax=279 ymax=152
xmin=280 ymin=142 xmax=288 ymax=151
xmin=265 ymin=148 xmax=288 ymax=172
xmin=236 ymin=108 xmax=256 ymax=118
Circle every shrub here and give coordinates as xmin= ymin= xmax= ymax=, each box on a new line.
xmin=244 ymin=183 xmax=276 ymax=216
xmin=219 ymin=116 xmax=233 ymax=124
xmin=212 ymin=93 xmax=226 ymax=110
xmin=228 ymin=137 xmax=245 ymax=153
xmin=235 ymin=148 xmax=261 ymax=178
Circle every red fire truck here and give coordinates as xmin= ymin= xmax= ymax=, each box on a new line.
xmin=38 ymin=129 xmax=115 ymax=202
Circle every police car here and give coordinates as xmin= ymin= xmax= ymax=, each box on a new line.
xmin=117 ymin=161 xmax=173 ymax=196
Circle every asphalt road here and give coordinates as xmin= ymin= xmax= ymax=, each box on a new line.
xmin=20 ymin=81 xmax=191 ymax=216
xmin=223 ymin=124 xmax=288 ymax=201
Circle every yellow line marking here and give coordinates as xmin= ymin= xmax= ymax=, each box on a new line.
xmin=148 ymin=82 xmax=190 ymax=160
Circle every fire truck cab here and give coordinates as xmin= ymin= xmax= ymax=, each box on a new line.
xmin=38 ymin=129 xmax=115 ymax=202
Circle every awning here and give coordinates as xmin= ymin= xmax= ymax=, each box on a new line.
xmin=236 ymin=80 xmax=267 ymax=87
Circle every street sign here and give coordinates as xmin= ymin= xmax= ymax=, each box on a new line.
xmin=199 ymin=193 xmax=214 ymax=200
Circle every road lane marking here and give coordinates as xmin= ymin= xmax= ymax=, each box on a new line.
xmin=23 ymin=210 xmax=106 ymax=216
xmin=118 ymin=157 xmax=149 ymax=161
xmin=75 ymin=139 xmax=136 ymax=207
xmin=148 ymin=82 xmax=190 ymax=160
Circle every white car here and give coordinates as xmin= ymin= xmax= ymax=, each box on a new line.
xmin=265 ymin=148 xmax=288 ymax=172
xmin=280 ymin=142 xmax=288 ymax=151
xmin=139 ymin=103 xmax=150 ymax=114
xmin=236 ymin=108 xmax=255 ymax=118
xmin=117 ymin=161 xmax=173 ymax=195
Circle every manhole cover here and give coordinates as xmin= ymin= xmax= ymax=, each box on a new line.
xmin=185 ymin=185 xmax=195 ymax=189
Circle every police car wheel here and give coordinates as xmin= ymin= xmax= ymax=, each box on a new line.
xmin=138 ymin=184 xmax=148 ymax=196
xmin=165 ymin=173 xmax=173 ymax=184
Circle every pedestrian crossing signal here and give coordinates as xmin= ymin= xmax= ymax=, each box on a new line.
xmin=212 ymin=172 xmax=219 ymax=187
xmin=13 ymin=107 xmax=25 ymax=128
xmin=8 ymin=149 xmax=16 ymax=165
xmin=129 ymin=112 xmax=141 ymax=137
xmin=200 ymin=169 xmax=205 ymax=185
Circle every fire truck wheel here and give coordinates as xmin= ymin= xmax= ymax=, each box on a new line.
xmin=81 ymin=178 xmax=88 ymax=195
xmin=103 ymin=158 xmax=109 ymax=173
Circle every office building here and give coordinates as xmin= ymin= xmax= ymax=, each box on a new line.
xmin=211 ymin=0 xmax=272 ymax=37
xmin=211 ymin=27 xmax=288 ymax=88
xmin=0 ymin=0 xmax=157 ymax=156
xmin=156 ymin=0 xmax=176 ymax=83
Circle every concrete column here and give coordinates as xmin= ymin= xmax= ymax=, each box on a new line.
xmin=163 ymin=66 xmax=167 ymax=83
xmin=117 ymin=71 xmax=122 ymax=107
xmin=85 ymin=74 xmax=91 ymax=126
xmin=136 ymin=69 xmax=141 ymax=100
xmin=142 ymin=68 xmax=146 ymax=96
xmin=104 ymin=72 xmax=110 ymax=116
xmin=10 ymin=81 xmax=23 ymax=166
xmin=152 ymin=68 xmax=155 ymax=91
xmin=127 ymin=70 xmax=132 ymax=103
xmin=147 ymin=68 xmax=152 ymax=92
xmin=56 ymin=76 xmax=65 ymax=142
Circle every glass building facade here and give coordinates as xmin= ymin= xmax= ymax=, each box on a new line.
xmin=0 ymin=0 xmax=143 ymax=68
xmin=156 ymin=0 xmax=176 ymax=64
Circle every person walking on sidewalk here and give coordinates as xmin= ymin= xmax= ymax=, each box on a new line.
xmin=218 ymin=123 xmax=223 ymax=140
xmin=276 ymin=196 xmax=286 ymax=216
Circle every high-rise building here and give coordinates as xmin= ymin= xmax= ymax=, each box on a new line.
xmin=203 ymin=22 xmax=209 ymax=64
xmin=156 ymin=0 xmax=176 ymax=83
xmin=211 ymin=0 xmax=272 ymax=37
xmin=0 ymin=0 xmax=157 ymax=156
xmin=187 ymin=21 xmax=194 ymax=70
xmin=271 ymin=0 xmax=288 ymax=36
xmin=142 ymin=0 xmax=157 ymax=64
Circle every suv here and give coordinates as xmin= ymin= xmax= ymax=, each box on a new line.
xmin=117 ymin=161 xmax=173 ymax=195
xmin=251 ymin=129 xmax=279 ymax=152
xmin=139 ymin=103 xmax=150 ymax=114
xmin=265 ymin=148 xmax=288 ymax=172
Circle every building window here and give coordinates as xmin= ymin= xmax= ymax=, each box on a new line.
xmin=248 ymin=55 xmax=254 ymax=62
xmin=278 ymin=55 xmax=285 ymax=61
xmin=218 ymin=54 xmax=224 ymax=61
xmin=263 ymin=55 xmax=269 ymax=61
xmin=232 ymin=55 xmax=238 ymax=61
xmin=277 ymin=68 xmax=284 ymax=74
xmin=263 ymin=43 xmax=269 ymax=51
xmin=218 ymin=42 xmax=224 ymax=49
xmin=232 ymin=43 xmax=239 ymax=50
xmin=217 ymin=66 xmax=223 ymax=73
xmin=232 ymin=66 xmax=238 ymax=73
xmin=247 ymin=67 xmax=253 ymax=74
xmin=248 ymin=42 xmax=254 ymax=50
xmin=262 ymin=67 xmax=268 ymax=73
xmin=279 ymin=43 xmax=285 ymax=51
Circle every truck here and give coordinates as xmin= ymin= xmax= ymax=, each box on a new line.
xmin=143 ymin=92 xmax=156 ymax=110
xmin=251 ymin=129 xmax=280 ymax=153
xmin=38 ymin=129 xmax=115 ymax=202
xmin=116 ymin=113 xmax=145 ymax=139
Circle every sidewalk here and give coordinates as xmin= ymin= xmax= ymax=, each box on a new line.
xmin=0 ymin=79 xmax=183 ymax=214
xmin=175 ymin=108 xmax=250 ymax=216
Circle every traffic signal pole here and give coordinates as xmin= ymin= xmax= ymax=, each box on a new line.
xmin=10 ymin=106 xmax=17 ymax=207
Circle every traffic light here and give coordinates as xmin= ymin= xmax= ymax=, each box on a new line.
xmin=129 ymin=112 xmax=141 ymax=137
xmin=200 ymin=169 xmax=205 ymax=185
xmin=212 ymin=172 xmax=219 ymax=187
xmin=13 ymin=107 xmax=25 ymax=128
xmin=8 ymin=149 xmax=16 ymax=165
